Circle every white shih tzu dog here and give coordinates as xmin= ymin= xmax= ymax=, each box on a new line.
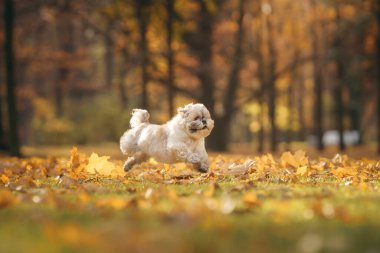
xmin=120 ymin=103 xmax=214 ymax=173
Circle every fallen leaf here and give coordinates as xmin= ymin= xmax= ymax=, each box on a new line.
xmin=1 ymin=174 xmax=10 ymax=184
xmin=227 ymin=159 xmax=254 ymax=175
xmin=296 ymin=166 xmax=309 ymax=177
xmin=70 ymin=146 xmax=80 ymax=169
xmin=281 ymin=150 xmax=308 ymax=169
xmin=85 ymin=153 xmax=120 ymax=176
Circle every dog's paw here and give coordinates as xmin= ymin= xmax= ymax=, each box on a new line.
xmin=198 ymin=165 xmax=209 ymax=173
xmin=123 ymin=158 xmax=135 ymax=171
xmin=194 ymin=162 xmax=209 ymax=173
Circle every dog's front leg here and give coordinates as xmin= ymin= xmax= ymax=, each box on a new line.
xmin=195 ymin=158 xmax=209 ymax=173
xmin=173 ymin=148 xmax=209 ymax=173
xmin=168 ymin=143 xmax=209 ymax=173
xmin=168 ymin=144 xmax=200 ymax=163
xmin=193 ymin=145 xmax=209 ymax=173
xmin=177 ymin=149 xmax=201 ymax=164
xmin=184 ymin=152 xmax=210 ymax=173
xmin=123 ymin=152 xmax=147 ymax=171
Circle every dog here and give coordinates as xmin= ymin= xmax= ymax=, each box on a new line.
xmin=120 ymin=103 xmax=214 ymax=173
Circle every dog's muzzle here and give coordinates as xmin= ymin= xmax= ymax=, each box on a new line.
xmin=190 ymin=123 xmax=208 ymax=133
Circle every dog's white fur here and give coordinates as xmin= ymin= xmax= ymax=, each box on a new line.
xmin=120 ymin=103 xmax=214 ymax=172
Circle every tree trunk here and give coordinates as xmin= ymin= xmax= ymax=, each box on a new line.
xmin=311 ymin=0 xmax=324 ymax=151
xmin=314 ymin=56 xmax=324 ymax=151
xmin=189 ymin=0 xmax=217 ymax=148
xmin=118 ymin=52 xmax=129 ymax=109
xmin=0 ymin=95 xmax=7 ymax=150
xmin=334 ymin=5 xmax=346 ymax=151
xmin=258 ymin=98 xmax=265 ymax=153
xmin=208 ymin=0 xmax=245 ymax=151
xmin=104 ymin=22 xmax=114 ymax=89
xmin=4 ymin=0 xmax=21 ymax=156
xmin=0 ymin=98 xmax=7 ymax=150
xmin=296 ymin=76 xmax=306 ymax=142
xmin=56 ymin=0 xmax=74 ymax=117
xmin=166 ymin=0 xmax=175 ymax=117
xmin=255 ymin=13 xmax=266 ymax=154
xmin=266 ymin=12 xmax=277 ymax=152
xmin=348 ymin=83 xmax=362 ymax=145
xmin=136 ymin=0 xmax=149 ymax=110
xmin=223 ymin=0 xmax=244 ymax=117
xmin=0 ymin=32 xmax=8 ymax=150
xmin=377 ymin=0 xmax=380 ymax=154
xmin=198 ymin=1 xmax=215 ymax=114
xmin=286 ymin=78 xmax=293 ymax=150
xmin=209 ymin=116 xmax=230 ymax=151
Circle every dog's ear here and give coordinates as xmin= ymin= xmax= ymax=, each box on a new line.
xmin=177 ymin=106 xmax=187 ymax=118
xmin=178 ymin=103 xmax=194 ymax=118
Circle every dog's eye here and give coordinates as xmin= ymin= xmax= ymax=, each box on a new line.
xmin=194 ymin=116 xmax=200 ymax=121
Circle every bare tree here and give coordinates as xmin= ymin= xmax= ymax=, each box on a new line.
xmin=333 ymin=4 xmax=346 ymax=151
xmin=190 ymin=0 xmax=216 ymax=113
xmin=135 ymin=0 xmax=151 ymax=110
xmin=265 ymin=4 xmax=278 ymax=152
xmin=208 ymin=0 xmax=245 ymax=151
xmin=3 ymin=0 xmax=21 ymax=156
xmin=0 ymin=22 xmax=8 ymax=151
xmin=166 ymin=0 xmax=175 ymax=117
xmin=55 ymin=0 xmax=74 ymax=117
xmin=256 ymin=25 xmax=266 ymax=154
xmin=311 ymin=0 xmax=324 ymax=151
xmin=104 ymin=21 xmax=115 ymax=89
xmin=377 ymin=0 xmax=380 ymax=154
xmin=118 ymin=51 xmax=129 ymax=109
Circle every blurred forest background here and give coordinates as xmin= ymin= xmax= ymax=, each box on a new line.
xmin=1 ymin=0 xmax=380 ymax=156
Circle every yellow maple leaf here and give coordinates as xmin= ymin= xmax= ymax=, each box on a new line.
xmin=85 ymin=153 xmax=121 ymax=176
xmin=255 ymin=154 xmax=276 ymax=173
xmin=294 ymin=150 xmax=308 ymax=165
xmin=281 ymin=152 xmax=297 ymax=168
xmin=331 ymin=167 xmax=358 ymax=178
xmin=296 ymin=166 xmax=309 ymax=176
xmin=281 ymin=150 xmax=308 ymax=168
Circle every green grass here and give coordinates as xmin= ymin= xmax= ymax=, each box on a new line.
xmin=1 ymin=180 xmax=380 ymax=253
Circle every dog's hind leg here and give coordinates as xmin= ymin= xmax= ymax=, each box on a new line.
xmin=123 ymin=152 xmax=148 ymax=171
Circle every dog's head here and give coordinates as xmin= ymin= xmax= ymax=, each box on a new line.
xmin=177 ymin=103 xmax=214 ymax=139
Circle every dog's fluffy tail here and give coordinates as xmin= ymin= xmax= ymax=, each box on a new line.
xmin=130 ymin=109 xmax=150 ymax=128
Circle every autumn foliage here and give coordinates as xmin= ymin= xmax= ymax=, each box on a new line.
xmin=1 ymin=147 xmax=380 ymax=252
xmin=1 ymin=147 xmax=380 ymax=211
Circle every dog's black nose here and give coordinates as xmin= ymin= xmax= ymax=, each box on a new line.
xmin=202 ymin=119 xmax=206 ymax=124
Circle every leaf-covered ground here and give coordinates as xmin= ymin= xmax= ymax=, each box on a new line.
xmin=1 ymin=147 xmax=380 ymax=253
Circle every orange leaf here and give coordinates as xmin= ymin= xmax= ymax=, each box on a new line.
xmin=70 ymin=146 xmax=80 ymax=169
xmin=1 ymin=174 xmax=9 ymax=184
